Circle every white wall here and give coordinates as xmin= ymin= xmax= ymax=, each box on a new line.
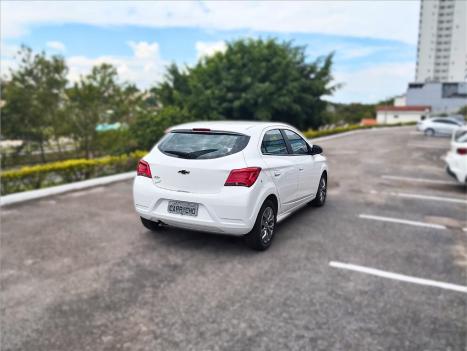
xmin=406 ymin=82 xmax=467 ymax=113
xmin=376 ymin=111 xmax=429 ymax=124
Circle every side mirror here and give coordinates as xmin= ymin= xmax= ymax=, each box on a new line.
xmin=310 ymin=144 xmax=323 ymax=155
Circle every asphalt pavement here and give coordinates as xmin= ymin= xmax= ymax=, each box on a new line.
xmin=1 ymin=126 xmax=466 ymax=351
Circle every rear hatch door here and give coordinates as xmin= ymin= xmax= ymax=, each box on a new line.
xmin=146 ymin=131 xmax=249 ymax=194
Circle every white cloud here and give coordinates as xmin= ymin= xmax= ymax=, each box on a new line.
xmin=0 ymin=43 xmax=19 ymax=78
xmin=0 ymin=40 xmax=164 ymax=88
xmin=1 ymin=43 xmax=20 ymax=57
xmin=0 ymin=58 xmax=15 ymax=79
xmin=46 ymin=40 xmax=66 ymax=52
xmin=0 ymin=1 xmax=420 ymax=102
xmin=330 ymin=62 xmax=415 ymax=103
xmin=337 ymin=46 xmax=392 ymax=60
xmin=128 ymin=41 xmax=159 ymax=59
xmin=67 ymin=41 xmax=165 ymax=88
xmin=1 ymin=1 xmax=420 ymax=44
xmin=195 ymin=41 xmax=226 ymax=59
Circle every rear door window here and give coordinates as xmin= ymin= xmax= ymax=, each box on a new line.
xmin=435 ymin=119 xmax=457 ymax=124
xmin=261 ymin=129 xmax=289 ymax=155
xmin=283 ymin=130 xmax=309 ymax=155
xmin=158 ymin=131 xmax=249 ymax=159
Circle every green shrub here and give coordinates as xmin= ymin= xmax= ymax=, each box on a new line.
xmin=1 ymin=150 xmax=146 ymax=195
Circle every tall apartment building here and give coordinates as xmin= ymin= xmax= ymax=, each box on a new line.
xmin=415 ymin=0 xmax=467 ymax=82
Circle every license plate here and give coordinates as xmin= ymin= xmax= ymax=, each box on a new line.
xmin=167 ymin=200 xmax=199 ymax=217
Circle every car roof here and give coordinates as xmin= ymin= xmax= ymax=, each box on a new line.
xmin=168 ymin=120 xmax=296 ymax=135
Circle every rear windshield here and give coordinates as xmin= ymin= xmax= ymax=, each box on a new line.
xmin=158 ymin=131 xmax=250 ymax=159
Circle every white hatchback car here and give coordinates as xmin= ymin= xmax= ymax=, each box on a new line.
xmin=133 ymin=121 xmax=328 ymax=250
xmin=446 ymin=126 xmax=467 ymax=184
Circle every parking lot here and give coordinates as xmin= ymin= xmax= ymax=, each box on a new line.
xmin=1 ymin=126 xmax=466 ymax=351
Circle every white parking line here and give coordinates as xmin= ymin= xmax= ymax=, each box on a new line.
xmin=408 ymin=143 xmax=449 ymax=149
xmin=359 ymin=214 xmax=447 ymax=230
xmin=382 ymin=175 xmax=457 ymax=185
xmin=329 ymin=261 xmax=467 ymax=293
xmin=370 ymin=190 xmax=467 ymax=205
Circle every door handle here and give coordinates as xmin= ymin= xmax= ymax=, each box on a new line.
xmin=299 ymin=167 xmax=304 ymax=171
xmin=274 ymin=171 xmax=281 ymax=177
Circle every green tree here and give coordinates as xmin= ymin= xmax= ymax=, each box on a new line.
xmin=1 ymin=46 xmax=68 ymax=162
xmin=67 ymin=64 xmax=124 ymax=158
xmin=130 ymin=106 xmax=193 ymax=150
xmin=327 ymin=102 xmax=376 ymax=125
xmin=112 ymin=83 xmax=144 ymax=125
xmin=154 ymin=39 xmax=337 ymax=129
xmin=154 ymin=63 xmax=191 ymax=108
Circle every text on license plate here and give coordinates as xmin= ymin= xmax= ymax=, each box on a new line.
xmin=167 ymin=200 xmax=199 ymax=216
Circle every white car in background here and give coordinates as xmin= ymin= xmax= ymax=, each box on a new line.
xmin=446 ymin=126 xmax=467 ymax=184
xmin=133 ymin=121 xmax=328 ymax=250
xmin=417 ymin=117 xmax=464 ymax=136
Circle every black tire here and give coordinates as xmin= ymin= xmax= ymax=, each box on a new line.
xmin=424 ymin=128 xmax=435 ymax=137
xmin=311 ymin=174 xmax=327 ymax=207
xmin=140 ymin=217 xmax=160 ymax=231
xmin=244 ymin=199 xmax=277 ymax=251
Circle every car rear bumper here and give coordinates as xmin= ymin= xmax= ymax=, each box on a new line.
xmin=445 ymin=152 xmax=467 ymax=184
xmin=133 ymin=176 xmax=274 ymax=235
xmin=446 ymin=166 xmax=466 ymax=184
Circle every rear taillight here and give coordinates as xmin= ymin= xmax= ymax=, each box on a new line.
xmin=137 ymin=160 xmax=152 ymax=178
xmin=225 ymin=167 xmax=261 ymax=187
xmin=457 ymin=148 xmax=467 ymax=155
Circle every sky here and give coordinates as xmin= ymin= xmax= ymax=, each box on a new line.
xmin=0 ymin=0 xmax=420 ymax=104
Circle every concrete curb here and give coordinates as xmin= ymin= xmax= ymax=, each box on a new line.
xmin=309 ymin=130 xmax=363 ymax=142
xmin=1 ymin=171 xmax=136 ymax=207
xmin=309 ymin=126 xmax=412 ymax=142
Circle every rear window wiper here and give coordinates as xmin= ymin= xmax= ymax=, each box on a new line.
xmin=162 ymin=149 xmax=218 ymax=159
xmin=162 ymin=150 xmax=188 ymax=158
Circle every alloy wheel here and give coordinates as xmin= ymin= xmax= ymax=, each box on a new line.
xmin=260 ymin=206 xmax=275 ymax=244
xmin=319 ymin=177 xmax=327 ymax=203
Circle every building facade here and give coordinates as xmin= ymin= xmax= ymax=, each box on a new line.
xmin=406 ymin=81 xmax=467 ymax=114
xmin=376 ymin=106 xmax=431 ymax=125
xmin=415 ymin=0 xmax=467 ymax=82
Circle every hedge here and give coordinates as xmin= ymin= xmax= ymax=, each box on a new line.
xmin=303 ymin=122 xmax=416 ymax=139
xmin=1 ymin=150 xmax=147 ymax=195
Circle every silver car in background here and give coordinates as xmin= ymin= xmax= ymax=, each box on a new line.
xmin=417 ymin=117 xmax=464 ymax=137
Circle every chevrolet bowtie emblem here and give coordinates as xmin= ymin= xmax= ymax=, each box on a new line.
xmin=178 ymin=170 xmax=190 ymax=175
